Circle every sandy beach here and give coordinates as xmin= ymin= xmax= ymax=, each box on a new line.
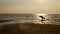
xmin=0 ymin=20 xmax=60 ymax=34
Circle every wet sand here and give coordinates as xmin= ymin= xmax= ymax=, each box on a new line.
xmin=0 ymin=20 xmax=15 ymax=23
xmin=0 ymin=21 xmax=60 ymax=34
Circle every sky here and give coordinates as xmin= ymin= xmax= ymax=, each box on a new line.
xmin=0 ymin=0 xmax=60 ymax=14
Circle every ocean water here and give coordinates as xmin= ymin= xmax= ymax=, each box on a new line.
xmin=0 ymin=14 xmax=60 ymax=25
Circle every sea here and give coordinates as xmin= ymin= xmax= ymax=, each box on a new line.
xmin=0 ymin=14 xmax=60 ymax=25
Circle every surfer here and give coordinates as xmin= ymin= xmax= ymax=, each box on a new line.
xmin=39 ymin=16 xmax=45 ymax=22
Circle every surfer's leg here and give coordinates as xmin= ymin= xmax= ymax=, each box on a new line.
xmin=41 ymin=19 xmax=43 ymax=22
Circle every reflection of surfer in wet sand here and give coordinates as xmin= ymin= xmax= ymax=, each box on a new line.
xmin=39 ymin=16 xmax=46 ymax=22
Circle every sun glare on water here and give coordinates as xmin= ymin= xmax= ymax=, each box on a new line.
xmin=37 ymin=14 xmax=46 ymax=17
xmin=36 ymin=14 xmax=47 ymax=21
xmin=36 ymin=14 xmax=48 ymax=24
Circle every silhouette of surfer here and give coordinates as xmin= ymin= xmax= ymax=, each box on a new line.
xmin=39 ymin=16 xmax=45 ymax=22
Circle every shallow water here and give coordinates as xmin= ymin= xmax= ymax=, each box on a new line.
xmin=0 ymin=14 xmax=60 ymax=25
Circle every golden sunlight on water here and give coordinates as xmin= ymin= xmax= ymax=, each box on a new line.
xmin=34 ymin=14 xmax=47 ymax=24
